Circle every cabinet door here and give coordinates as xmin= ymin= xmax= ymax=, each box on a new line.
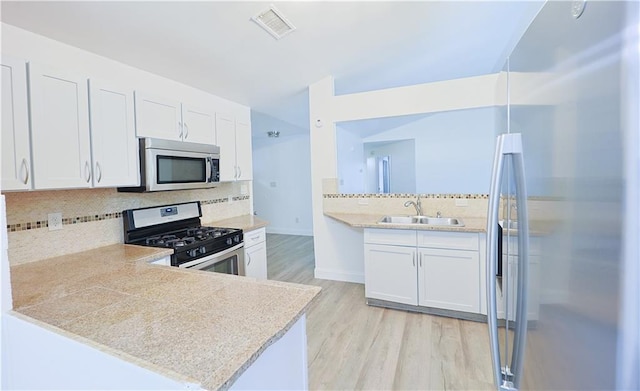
xmin=1 ymin=56 xmax=32 ymax=191
xmin=505 ymin=255 xmax=540 ymax=321
xmin=234 ymin=119 xmax=253 ymax=180
xmin=418 ymin=248 xmax=480 ymax=313
xmin=29 ymin=63 xmax=91 ymax=189
xmin=181 ymin=104 xmax=215 ymax=145
xmin=134 ymin=92 xmax=182 ymax=141
xmin=245 ymin=242 xmax=268 ymax=279
xmin=88 ymin=79 xmax=139 ymax=187
xmin=364 ymin=244 xmax=418 ymax=305
xmin=215 ymin=112 xmax=237 ymax=181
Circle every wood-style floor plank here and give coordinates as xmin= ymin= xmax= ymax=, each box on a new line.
xmin=266 ymin=233 xmax=494 ymax=390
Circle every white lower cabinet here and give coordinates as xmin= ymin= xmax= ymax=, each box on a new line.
xmin=417 ymin=248 xmax=480 ymax=313
xmin=498 ymin=236 xmax=541 ymax=321
xmin=364 ymin=243 xmax=417 ymax=305
xmin=244 ymin=228 xmax=267 ymax=279
xmin=364 ymin=228 xmax=482 ymax=315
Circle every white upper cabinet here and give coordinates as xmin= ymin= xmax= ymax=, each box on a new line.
xmin=28 ymin=62 xmax=92 ymax=189
xmin=134 ymin=93 xmax=215 ymax=144
xmin=134 ymin=92 xmax=182 ymax=141
xmin=235 ymin=119 xmax=253 ymax=181
xmin=182 ymin=104 xmax=215 ymax=144
xmin=215 ymin=113 xmax=253 ymax=181
xmin=215 ymin=112 xmax=237 ymax=181
xmin=88 ymin=79 xmax=139 ymax=187
xmin=1 ymin=56 xmax=32 ymax=191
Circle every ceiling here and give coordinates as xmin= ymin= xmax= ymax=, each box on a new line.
xmin=0 ymin=1 xmax=543 ymax=132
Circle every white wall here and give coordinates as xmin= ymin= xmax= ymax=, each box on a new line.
xmin=251 ymin=112 xmax=313 ymax=236
xmin=336 ymin=126 xmax=365 ymax=193
xmin=309 ymin=74 xmax=498 ymax=283
xmin=365 ymin=107 xmax=497 ymax=194
xmin=363 ymin=140 xmax=416 ymax=194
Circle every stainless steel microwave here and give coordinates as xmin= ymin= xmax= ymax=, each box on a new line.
xmin=118 ymin=138 xmax=220 ymax=192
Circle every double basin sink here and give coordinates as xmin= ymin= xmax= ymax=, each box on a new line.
xmin=378 ymin=215 xmax=465 ymax=227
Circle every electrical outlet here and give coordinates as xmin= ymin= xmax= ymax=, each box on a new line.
xmin=240 ymin=184 xmax=248 ymax=195
xmin=48 ymin=212 xmax=63 ymax=231
xmin=455 ymin=199 xmax=469 ymax=207
xmin=295 ymin=217 xmax=300 ymax=223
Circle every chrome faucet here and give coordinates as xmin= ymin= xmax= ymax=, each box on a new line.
xmin=436 ymin=211 xmax=442 ymax=218
xmin=404 ymin=195 xmax=423 ymax=216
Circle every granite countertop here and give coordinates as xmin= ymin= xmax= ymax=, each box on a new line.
xmin=324 ymin=212 xmax=488 ymax=233
xmin=324 ymin=212 xmax=554 ymax=236
xmin=204 ymin=215 xmax=269 ymax=232
xmin=9 ymin=244 xmax=321 ymax=390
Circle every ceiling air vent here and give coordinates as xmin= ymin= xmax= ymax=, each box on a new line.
xmin=252 ymin=5 xmax=296 ymax=40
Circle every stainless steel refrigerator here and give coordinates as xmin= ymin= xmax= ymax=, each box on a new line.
xmin=486 ymin=1 xmax=639 ymax=390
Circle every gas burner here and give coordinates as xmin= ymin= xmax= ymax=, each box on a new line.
xmin=165 ymin=237 xmax=196 ymax=248
xmin=146 ymin=234 xmax=178 ymax=246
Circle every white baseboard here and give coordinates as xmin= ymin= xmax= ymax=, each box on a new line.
xmin=266 ymin=227 xmax=313 ymax=236
xmin=314 ymin=268 xmax=364 ymax=284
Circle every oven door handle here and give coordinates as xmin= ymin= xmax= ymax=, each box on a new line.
xmin=178 ymin=242 xmax=244 ymax=269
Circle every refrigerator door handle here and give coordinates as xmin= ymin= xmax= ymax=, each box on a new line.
xmin=487 ymin=133 xmax=528 ymax=391
xmin=511 ymin=141 xmax=530 ymax=390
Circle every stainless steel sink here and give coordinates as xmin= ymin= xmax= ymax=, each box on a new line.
xmin=417 ymin=217 xmax=464 ymax=226
xmin=378 ymin=215 xmax=465 ymax=227
xmin=378 ymin=215 xmax=421 ymax=224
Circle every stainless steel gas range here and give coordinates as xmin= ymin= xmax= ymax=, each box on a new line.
xmin=123 ymin=201 xmax=244 ymax=275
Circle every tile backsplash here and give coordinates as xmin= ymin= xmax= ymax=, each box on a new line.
xmin=323 ymin=193 xmax=490 ymax=218
xmin=4 ymin=182 xmax=251 ymax=265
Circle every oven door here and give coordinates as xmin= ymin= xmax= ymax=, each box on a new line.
xmin=178 ymin=243 xmax=245 ymax=276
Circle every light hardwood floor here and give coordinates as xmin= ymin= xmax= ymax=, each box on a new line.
xmin=266 ymin=234 xmax=495 ymax=391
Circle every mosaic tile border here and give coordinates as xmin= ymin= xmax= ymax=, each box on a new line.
xmin=323 ymin=193 xmax=489 ymax=199
xmin=6 ymin=196 xmax=249 ymax=232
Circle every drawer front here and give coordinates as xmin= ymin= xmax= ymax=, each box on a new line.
xmin=417 ymin=231 xmax=479 ymax=251
xmin=244 ymin=227 xmax=266 ymax=247
xmin=364 ymin=228 xmax=416 ymax=246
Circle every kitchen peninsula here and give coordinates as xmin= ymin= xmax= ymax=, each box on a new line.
xmin=7 ymin=244 xmax=321 ymax=390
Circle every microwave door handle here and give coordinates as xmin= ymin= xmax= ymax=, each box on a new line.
xmin=206 ymin=157 xmax=213 ymax=182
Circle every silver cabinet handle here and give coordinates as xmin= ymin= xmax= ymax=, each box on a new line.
xmin=178 ymin=121 xmax=183 ymax=139
xmin=20 ymin=158 xmax=29 ymax=185
xmin=183 ymin=122 xmax=189 ymax=139
xmin=486 ymin=133 xmax=529 ymax=390
xmin=247 ymin=252 xmax=252 ymax=266
xmin=237 ymin=166 xmax=242 ymax=179
xmin=419 ymin=252 xmax=422 ymax=267
xmin=84 ymin=161 xmax=91 ymax=183
xmin=95 ymin=161 xmax=102 ymax=183
xmin=412 ymin=252 xmax=416 ymax=267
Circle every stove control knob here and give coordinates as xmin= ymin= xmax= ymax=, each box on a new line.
xmin=200 ymin=246 xmax=206 ymax=254
xmin=188 ymin=248 xmax=199 ymax=258
xmin=234 ymin=235 xmax=240 ymax=243
xmin=226 ymin=238 xmax=233 ymax=246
